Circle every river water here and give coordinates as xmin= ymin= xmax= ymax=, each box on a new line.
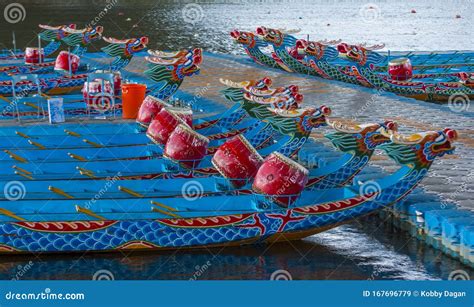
xmin=0 ymin=0 xmax=472 ymax=280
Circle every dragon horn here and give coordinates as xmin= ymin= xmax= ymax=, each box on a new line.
xmin=284 ymin=28 xmax=301 ymax=34
xmin=318 ymin=39 xmax=342 ymax=45
xmin=361 ymin=43 xmax=385 ymax=50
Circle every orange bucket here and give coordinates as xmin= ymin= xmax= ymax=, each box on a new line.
xmin=121 ymin=83 xmax=147 ymax=119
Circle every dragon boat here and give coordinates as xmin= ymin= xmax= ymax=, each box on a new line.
xmin=0 ymin=45 xmax=202 ymax=122
xmin=0 ymin=77 xmax=296 ymax=152
xmin=234 ymin=27 xmax=474 ymax=102
xmin=0 ymin=117 xmax=397 ymax=200
xmin=0 ymin=35 xmax=148 ymax=98
xmin=0 ymin=126 xmax=457 ymax=253
xmin=0 ymin=26 xmax=104 ymax=76
xmin=0 ymin=24 xmax=78 ymax=61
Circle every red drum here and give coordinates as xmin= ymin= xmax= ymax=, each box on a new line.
xmin=146 ymin=108 xmax=188 ymax=145
xmin=164 ymin=124 xmax=209 ymax=169
xmin=252 ymin=152 xmax=309 ymax=207
xmin=211 ymin=135 xmax=263 ymax=188
xmin=54 ymin=51 xmax=80 ymax=74
xmin=388 ymin=58 xmax=413 ymax=81
xmin=136 ymin=95 xmax=172 ymax=128
xmin=168 ymin=107 xmax=193 ymax=127
xmin=25 ymin=47 xmax=44 ymax=64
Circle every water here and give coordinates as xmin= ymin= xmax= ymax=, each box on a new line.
xmin=0 ymin=0 xmax=472 ymax=280
xmin=0 ymin=0 xmax=472 ymax=53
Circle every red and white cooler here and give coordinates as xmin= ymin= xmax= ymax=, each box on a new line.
xmin=25 ymin=47 xmax=44 ymax=65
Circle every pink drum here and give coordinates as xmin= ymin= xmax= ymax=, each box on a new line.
xmin=25 ymin=47 xmax=44 ymax=64
xmin=164 ymin=124 xmax=209 ymax=169
xmin=388 ymin=58 xmax=413 ymax=81
xmin=212 ymin=135 xmax=263 ymax=188
xmin=54 ymin=51 xmax=80 ymax=74
xmin=136 ymin=95 xmax=172 ymax=128
xmin=168 ymin=108 xmax=193 ymax=127
xmin=252 ymin=152 xmax=309 ymax=207
xmin=146 ymin=108 xmax=188 ymax=145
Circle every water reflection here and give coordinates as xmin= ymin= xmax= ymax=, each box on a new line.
xmin=1 ymin=218 xmax=471 ymax=280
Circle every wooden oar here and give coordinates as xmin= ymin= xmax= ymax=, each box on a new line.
xmin=0 ymin=208 xmax=26 ymax=221
xmin=118 ymin=186 xmax=144 ymax=198
xmin=151 ymin=206 xmax=180 ymax=218
xmin=75 ymin=205 xmax=106 ymax=220
xmin=0 ymin=95 xmax=12 ymax=105
xmin=49 ymin=186 xmax=74 ymax=199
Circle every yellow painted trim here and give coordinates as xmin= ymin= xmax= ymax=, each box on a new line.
xmin=48 ymin=186 xmax=74 ymax=199
xmin=118 ymin=186 xmax=144 ymax=198
xmin=75 ymin=205 xmax=106 ymax=220
xmin=0 ymin=208 xmax=26 ymax=221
